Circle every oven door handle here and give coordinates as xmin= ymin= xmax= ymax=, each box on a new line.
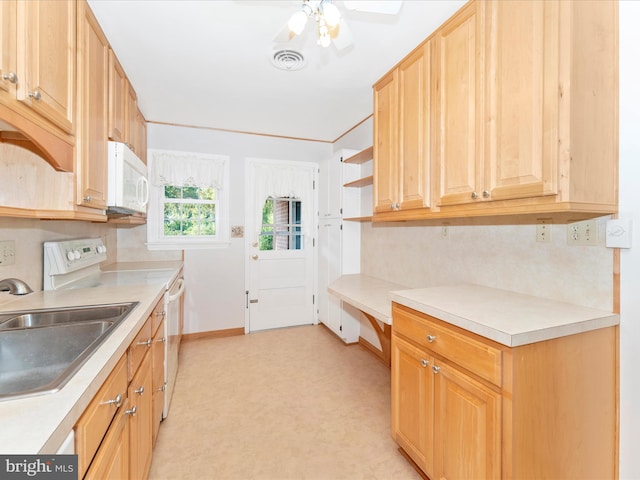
xmin=167 ymin=278 xmax=185 ymax=302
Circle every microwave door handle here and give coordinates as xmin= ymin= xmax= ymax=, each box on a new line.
xmin=137 ymin=176 xmax=149 ymax=207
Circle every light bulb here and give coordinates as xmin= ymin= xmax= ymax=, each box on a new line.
xmin=322 ymin=2 xmax=341 ymax=27
xmin=288 ymin=10 xmax=308 ymax=35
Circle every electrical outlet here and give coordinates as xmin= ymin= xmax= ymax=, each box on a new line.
xmin=0 ymin=240 xmax=16 ymax=266
xmin=567 ymin=220 xmax=598 ymax=246
xmin=536 ymin=220 xmax=552 ymax=243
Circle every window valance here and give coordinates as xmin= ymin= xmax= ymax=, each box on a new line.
xmin=150 ymin=149 xmax=228 ymax=189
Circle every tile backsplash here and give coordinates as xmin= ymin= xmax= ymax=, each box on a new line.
xmin=361 ymin=218 xmax=614 ymax=311
xmin=0 ymin=218 xmax=116 ymax=301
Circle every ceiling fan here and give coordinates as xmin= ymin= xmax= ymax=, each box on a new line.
xmin=274 ymin=0 xmax=404 ymax=51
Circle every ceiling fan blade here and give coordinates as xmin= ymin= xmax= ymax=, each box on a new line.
xmin=331 ymin=19 xmax=354 ymax=51
xmin=342 ymin=1 xmax=403 ymax=15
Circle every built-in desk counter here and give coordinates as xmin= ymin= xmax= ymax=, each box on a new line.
xmin=328 ymin=274 xmax=407 ymax=365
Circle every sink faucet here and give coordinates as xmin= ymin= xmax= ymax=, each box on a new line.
xmin=0 ymin=278 xmax=33 ymax=295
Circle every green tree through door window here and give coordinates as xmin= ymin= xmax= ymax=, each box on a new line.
xmin=163 ymin=185 xmax=217 ymax=236
xmin=259 ymin=197 xmax=303 ymax=251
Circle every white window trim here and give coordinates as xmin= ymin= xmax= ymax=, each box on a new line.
xmin=146 ymin=149 xmax=230 ymax=250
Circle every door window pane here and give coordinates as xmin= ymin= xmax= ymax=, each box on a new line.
xmin=259 ymin=197 xmax=303 ymax=251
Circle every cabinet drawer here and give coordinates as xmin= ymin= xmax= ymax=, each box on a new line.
xmin=393 ymin=304 xmax=502 ymax=386
xmin=75 ymin=354 xmax=127 ymax=478
xmin=128 ymin=317 xmax=152 ymax=381
xmin=151 ymin=299 xmax=165 ymax=336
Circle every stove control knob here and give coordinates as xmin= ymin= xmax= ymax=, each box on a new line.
xmin=74 ymin=250 xmax=81 ymax=260
xmin=67 ymin=250 xmax=75 ymax=261
xmin=97 ymin=245 xmax=106 ymax=254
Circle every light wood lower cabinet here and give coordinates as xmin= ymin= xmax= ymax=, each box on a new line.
xmin=391 ymin=302 xmax=617 ymax=480
xmin=151 ymin=317 xmax=166 ymax=446
xmin=76 ymin=310 xmax=162 ymax=480
xmin=128 ymin=349 xmax=153 ymax=480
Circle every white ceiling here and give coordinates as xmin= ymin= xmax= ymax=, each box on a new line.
xmin=87 ymin=0 xmax=465 ymax=142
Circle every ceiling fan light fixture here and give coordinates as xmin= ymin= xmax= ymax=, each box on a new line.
xmin=288 ymin=10 xmax=309 ymax=35
xmin=321 ymin=2 xmax=341 ymax=27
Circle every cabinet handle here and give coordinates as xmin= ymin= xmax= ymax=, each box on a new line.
xmin=125 ymin=405 xmax=137 ymax=417
xmin=471 ymin=191 xmax=479 ymax=199
xmin=432 ymin=365 xmax=441 ymax=374
xmin=426 ymin=335 xmax=436 ymax=343
xmin=157 ymin=384 xmax=166 ymax=393
xmin=157 ymin=336 xmax=166 ymax=344
xmin=420 ymin=359 xmax=429 ymax=367
xmin=134 ymin=385 xmax=145 ymax=395
xmin=83 ymin=195 xmax=92 ymax=202
xmin=482 ymin=190 xmax=490 ymax=198
xmin=28 ymin=90 xmax=41 ymax=101
xmin=2 ymin=72 xmax=18 ymax=84
xmin=137 ymin=338 xmax=152 ymax=348
xmin=101 ymin=393 xmax=123 ymax=408
xmin=155 ymin=310 xmax=166 ymax=318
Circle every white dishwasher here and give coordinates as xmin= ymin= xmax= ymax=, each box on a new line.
xmin=163 ymin=273 xmax=184 ymax=418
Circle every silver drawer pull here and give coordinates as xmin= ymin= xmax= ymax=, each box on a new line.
xmin=125 ymin=405 xmax=137 ymax=417
xmin=432 ymin=365 xmax=441 ymax=374
xmin=134 ymin=385 xmax=145 ymax=395
xmin=28 ymin=90 xmax=42 ymax=101
xmin=426 ymin=335 xmax=436 ymax=343
xmin=157 ymin=384 xmax=166 ymax=393
xmin=137 ymin=338 xmax=152 ymax=347
xmin=420 ymin=359 xmax=429 ymax=368
xmin=2 ymin=72 xmax=18 ymax=84
xmin=155 ymin=310 xmax=166 ymax=318
xmin=101 ymin=393 xmax=123 ymax=408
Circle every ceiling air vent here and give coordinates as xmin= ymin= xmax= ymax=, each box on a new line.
xmin=271 ymin=49 xmax=305 ymax=71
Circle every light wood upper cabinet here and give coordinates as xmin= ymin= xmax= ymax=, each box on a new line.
xmin=374 ymin=42 xmax=432 ymax=216
xmin=135 ymin=105 xmax=147 ymax=164
xmin=484 ymin=0 xmax=558 ymax=203
xmin=108 ymin=49 xmax=127 ymax=143
xmin=0 ymin=1 xmax=17 ymax=97
xmin=16 ymin=0 xmax=76 ymax=135
xmin=434 ymin=0 xmax=485 ymax=207
xmin=398 ymin=42 xmax=431 ymax=211
xmin=373 ymin=70 xmax=397 ymax=213
xmin=373 ymin=0 xmax=618 ymax=222
xmin=76 ymin=0 xmax=109 ymax=210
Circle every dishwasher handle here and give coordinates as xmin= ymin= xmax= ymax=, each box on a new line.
xmin=167 ymin=278 xmax=185 ymax=302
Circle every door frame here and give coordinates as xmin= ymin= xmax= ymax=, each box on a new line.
xmin=244 ymin=157 xmax=319 ymax=334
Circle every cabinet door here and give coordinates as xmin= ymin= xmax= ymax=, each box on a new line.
xmin=318 ymin=219 xmax=342 ymax=336
xmin=76 ymin=0 xmax=109 ymax=210
xmin=373 ymin=69 xmax=398 ymax=213
xmin=108 ymin=49 xmax=126 ymax=142
xmin=391 ymin=335 xmax=434 ymax=478
xmin=0 ymin=0 xmax=16 ymax=98
xmin=128 ymin=353 xmax=153 ymax=480
xmin=433 ymin=359 xmax=501 ymax=480
xmin=17 ymin=0 xmax=75 ymax=134
xmin=435 ymin=1 xmax=485 ymax=207
xmin=85 ymin=402 xmax=130 ymax=480
xmin=125 ymin=80 xmax=137 ymax=150
xmin=136 ymin=106 xmax=147 ymax=163
xmin=319 ymin=151 xmax=344 ymax=218
xmin=398 ymin=42 xmax=431 ymax=211
xmin=485 ymin=0 xmax=558 ymax=201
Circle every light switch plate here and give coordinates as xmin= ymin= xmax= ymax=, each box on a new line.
xmin=606 ymin=219 xmax=632 ymax=249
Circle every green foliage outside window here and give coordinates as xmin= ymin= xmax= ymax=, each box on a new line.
xmin=163 ymin=186 xmax=217 ymax=237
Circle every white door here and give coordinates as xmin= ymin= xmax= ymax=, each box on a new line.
xmin=245 ymin=159 xmax=317 ymax=333
xmin=318 ymin=218 xmax=342 ymax=335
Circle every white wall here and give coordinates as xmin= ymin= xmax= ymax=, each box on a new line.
xmin=618 ymin=2 xmax=640 ymax=477
xmin=122 ymin=123 xmax=332 ymax=334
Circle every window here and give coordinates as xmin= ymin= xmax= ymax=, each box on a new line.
xmin=163 ymin=186 xmax=217 ymax=236
xmin=259 ymin=197 xmax=303 ymax=251
xmin=147 ymin=150 xmax=229 ymax=250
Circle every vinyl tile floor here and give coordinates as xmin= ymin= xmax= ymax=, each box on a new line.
xmin=148 ymin=324 xmax=421 ymax=480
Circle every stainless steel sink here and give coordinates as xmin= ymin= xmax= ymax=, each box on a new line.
xmin=0 ymin=302 xmax=138 ymax=401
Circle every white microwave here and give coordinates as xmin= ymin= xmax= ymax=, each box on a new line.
xmin=107 ymin=141 xmax=149 ymax=215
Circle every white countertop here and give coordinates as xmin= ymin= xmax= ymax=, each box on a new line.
xmin=0 ymin=260 xmax=183 ymax=453
xmin=328 ymin=274 xmax=408 ymax=324
xmin=389 ymin=284 xmax=620 ymax=347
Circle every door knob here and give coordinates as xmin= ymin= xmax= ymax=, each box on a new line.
xmin=251 ymin=254 xmax=259 ymax=260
